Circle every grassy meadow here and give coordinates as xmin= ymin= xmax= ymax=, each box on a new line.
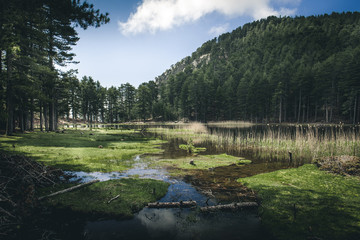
xmin=0 ymin=129 xmax=165 ymax=172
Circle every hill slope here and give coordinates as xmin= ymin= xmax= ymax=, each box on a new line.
xmin=154 ymin=12 xmax=360 ymax=123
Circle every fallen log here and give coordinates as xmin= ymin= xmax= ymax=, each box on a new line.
xmin=38 ymin=180 xmax=100 ymax=201
xmin=200 ymin=202 xmax=258 ymax=212
xmin=147 ymin=200 xmax=197 ymax=208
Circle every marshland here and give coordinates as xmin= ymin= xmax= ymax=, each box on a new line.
xmin=1 ymin=122 xmax=360 ymax=239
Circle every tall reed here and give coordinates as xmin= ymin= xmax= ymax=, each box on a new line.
xmin=149 ymin=123 xmax=360 ymax=163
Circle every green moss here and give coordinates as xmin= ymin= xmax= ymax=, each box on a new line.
xmin=42 ymin=178 xmax=169 ymax=218
xmin=238 ymin=164 xmax=360 ymax=240
xmin=155 ymin=153 xmax=251 ymax=171
xmin=0 ymin=129 xmax=165 ymax=172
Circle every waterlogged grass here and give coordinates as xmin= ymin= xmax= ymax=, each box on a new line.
xmin=0 ymin=129 xmax=165 ymax=172
xmin=155 ymin=153 xmax=252 ymax=171
xmin=238 ymin=164 xmax=360 ymax=240
xmin=41 ymin=178 xmax=169 ymax=218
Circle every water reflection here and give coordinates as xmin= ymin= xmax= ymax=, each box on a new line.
xmin=85 ymin=208 xmax=270 ymax=240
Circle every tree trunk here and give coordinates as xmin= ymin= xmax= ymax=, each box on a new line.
xmin=283 ymin=100 xmax=287 ymax=122
xmin=6 ymin=51 xmax=14 ymax=136
xmin=54 ymin=100 xmax=58 ymax=131
xmin=354 ymin=93 xmax=358 ymax=125
xmin=19 ymin=108 xmax=24 ymax=132
xmin=90 ymin=113 xmax=93 ymax=130
xmin=325 ymin=102 xmax=329 ymax=123
xmin=40 ymin=101 xmax=43 ymax=131
xmin=49 ymin=101 xmax=53 ymax=131
xmin=302 ymin=97 xmax=306 ymax=123
xmin=44 ymin=103 xmax=49 ymax=131
xmin=293 ymin=97 xmax=297 ymax=122
xmin=297 ymin=89 xmax=301 ymax=123
xmin=30 ymin=98 xmax=34 ymax=131
xmin=306 ymin=98 xmax=310 ymax=123
xmin=279 ymin=97 xmax=282 ymax=123
xmin=330 ymin=104 xmax=333 ymax=122
xmin=24 ymin=109 xmax=29 ymax=131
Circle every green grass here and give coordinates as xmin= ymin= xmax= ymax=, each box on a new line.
xmin=0 ymin=129 xmax=165 ymax=172
xmin=238 ymin=164 xmax=360 ymax=240
xmin=40 ymin=178 xmax=169 ymax=218
xmin=154 ymin=153 xmax=252 ymax=172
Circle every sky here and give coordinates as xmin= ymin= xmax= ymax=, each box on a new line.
xmin=65 ymin=0 xmax=360 ymax=88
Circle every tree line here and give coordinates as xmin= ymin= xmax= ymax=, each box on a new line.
xmin=1 ymin=11 xmax=360 ymax=135
xmin=59 ymin=73 xmax=160 ymax=125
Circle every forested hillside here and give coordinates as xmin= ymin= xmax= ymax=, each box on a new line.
xmin=155 ymin=12 xmax=360 ymax=123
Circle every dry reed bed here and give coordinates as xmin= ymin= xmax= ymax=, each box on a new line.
xmin=149 ymin=123 xmax=360 ymax=161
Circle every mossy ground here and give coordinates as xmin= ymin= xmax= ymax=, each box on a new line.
xmin=40 ymin=178 xmax=169 ymax=218
xmin=0 ymin=129 xmax=165 ymax=172
xmin=154 ymin=153 xmax=251 ymax=174
xmin=238 ymin=164 xmax=360 ymax=240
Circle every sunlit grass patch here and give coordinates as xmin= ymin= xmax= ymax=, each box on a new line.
xmin=0 ymin=129 xmax=165 ymax=172
xmin=40 ymin=178 xmax=169 ymax=218
xmin=238 ymin=164 xmax=360 ymax=240
xmin=155 ymin=153 xmax=251 ymax=172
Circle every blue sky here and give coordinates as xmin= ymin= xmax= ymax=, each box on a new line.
xmin=66 ymin=0 xmax=360 ymax=88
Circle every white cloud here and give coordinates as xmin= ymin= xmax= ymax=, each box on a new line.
xmin=209 ymin=23 xmax=230 ymax=36
xmin=119 ymin=0 xmax=299 ymax=35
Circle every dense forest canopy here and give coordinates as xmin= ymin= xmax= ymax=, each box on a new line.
xmin=155 ymin=12 xmax=360 ymax=123
xmin=1 ymin=11 xmax=360 ymax=134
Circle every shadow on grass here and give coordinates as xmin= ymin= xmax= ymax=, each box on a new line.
xmin=240 ymin=165 xmax=360 ymax=240
xmin=1 ymin=130 xmax=157 ymax=148
xmin=257 ymin=185 xmax=360 ymax=240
